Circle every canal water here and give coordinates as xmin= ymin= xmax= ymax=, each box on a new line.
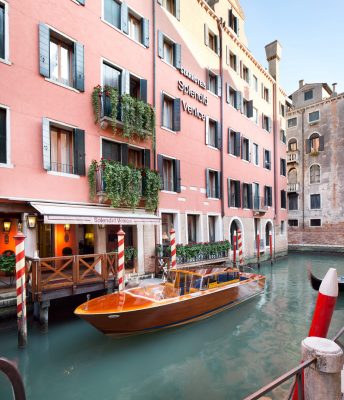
xmin=0 ymin=253 xmax=343 ymax=400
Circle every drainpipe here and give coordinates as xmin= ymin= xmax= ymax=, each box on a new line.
xmin=153 ymin=0 xmax=157 ymax=171
xmin=301 ymin=108 xmax=305 ymax=229
xmin=272 ymin=82 xmax=278 ymax=257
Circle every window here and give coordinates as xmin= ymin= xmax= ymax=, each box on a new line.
xmin=264 ymin=186 xmax=272 ymax=207
xmin=310 ymin=194 xmax=321 ymax=209
xmin=253 ymin=75 xmax=258 ymax=92
xmin=207 ymin=71 xmax=221 ymax=96
xmin=288 ymin=193 xmax=298 ymax=211
xmin=280 ymin=129 xmax=286 ymax=144
xmin=242 ymin=183 xmax=252 ymax=209
xmin=228 ymin=86 xmax=236 ymax=108
xmin=241 ymin=137 xmax=249 ymax=161
xmin=306 ymin=133 xmax=324 ymax=153
xmin=161 ymin=0 xmax=180 ymax=19
xmin=288 ymin=168 xmax=297 ymax=184
xmin=252 ymin=143 xmax=259 ymax=166
xmin=187 ymin=215 xmax=198 ymax=243
xmin=128 ymin=147 xmax=144 ymax=168
xmin=158 ymin=154 xmax=181 ymax=192
xmin=50 ymin=126 xmax=74 ymax=173
xmin=243 ymin=99 xmax=253 ymax=118
xmin=309 ymin=111 xmax=320 ymax=123
xmin=262 ymin=115 xmax=271 ymax=132
xmin=206 ymin=118 xmax=220 ymax=148
xmin=280 ymin=103 xmax=285 ymax=117
xmin=310 ymin=164 xmax=320 ymax=184
xmin=208 ymin=31 xmax=216 ymax=52
xmin=162 ymin=94 xmax=180 ymax=131
xmin=228 ymin=179 xmax=241 ymax=207
xmin=310 ymin=219 xmax=321 ymax=227
xmin=263 ymin=86 xmax=270 ymax=102
xmin=288 ymin=219 xmax=299 ymax=227
xmin=0 ymin=1 xmax=7 ymax=60
xmin=0 ymin=107 xmax=7 ymax=164
xmin=161 ymin=213 xmax=174 ymax=245
xmin=206 ymin=169 xmax=220 ymax=199
xmin=158 ymin=32 xmax=181 ymax=69
xmin=229 ymin=51 xmax=237 ymax=71
xmin=281 ymin=221 xmax=285 ymax=234
xmin=252 ymin=107 xmax=258 ymax=125
xmin=104 ymin=0 xmax=121 ymax=28
xmin=288 ymin=138 xmax=297 ymax=151
xmin=253 ymin=183 xmax=260 ymax=209
xmin=128 ymin=13 xmax=142 ymax=43
xmin=102 ymin=139 xmax=121 ymax=162
xmin=242 ymin=65 xmax=250 ymax=84
xmin=288 ymin=117 xmax=297 ymax=128
xmin=304 ymin=89 xmax=313 ymax=101
xmin=204 ymin=24 xmax=219 ymax=54
xmin=163 ymin=40 xmax=173 ymax=65
xmin=264 ymin=149 xmax=271 ymax=170
xmin=39 ymin=24 xmax=84 ymax=91
xmin=228 ymin=130 xmax=240 ymax=157
xmin=208 ymin=216 xmax=216 ymax=242
xmin=280 ymin=159 xmax=286 ymax=176
xmin=281 ymin=190 xmax=286 ymax=209
xmin=228 ymin=9 xmax=238 ymax=34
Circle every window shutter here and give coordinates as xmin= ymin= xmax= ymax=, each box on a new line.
xmin=216 ymin=75 xmax=222 ymax=96
xmin=204 ymin=24 xmax=209 ymax=46
xmin=216 ymin=172 xmax=221 ymax=199
xmin=173 ymin=43 xmax=181 ymax=70
xmin=42 ymin=117 xmax=51 ymax=170
xmin=39 ymin=23 xmax=50 ymax=78
xmin=74 ymin=42 xmax=84 ymax=92
xmin=205 ymin=116 xmax=209 ymax=145
xmin=268 ymin=117 xmax=272 ymax=132
xmin=139 ymin=79 xmax=148 ymax=103
xmin=305 ymin=139 xmax=311 ymax=154
xmin=235 ymin=132 xmax=241 ymax=156
xmin=0 ymin=109 xmax=6 ymax=163
xmin=319 ymin=135 xmax=324 ymax=151
xmin=144 ymin=149 xmax=151 ymax=169
xmin=206 ymin=70 xmax=210 ymax=90
xmin=215 ymin=34 xmax=220 ymax=55
xmin=0 ymin=6 xmax=4 ymax=59
xmin=235 ymin=180 xmax=241 ymax=207
xmin=73 ymin=129 xmax=85 ymax=175
xmin=142 ymin=18 xmax=150 ymax=48
xmin=206 ymin=169 xmax=210 ymax=198
xmin=247 ymin=100 xmax=253 ymax=118
xmin=240 ymin=137 xmax=244 ymax=159
xmin=227 ymin=128 xmax=231 ymax=154
xmin=225 ymin=45 xmax=229 ymax=65
xmin=175 ymin=0 xmax=180 ymax=20
xmin=121 ymin=1 xmax=129 ymax=34
xmin=216 ymin=122 xmax=222 ymax=149
xmin=227 ymin=178 xmax=231 ymax=207
xmin=121 ymin=143 xmax=128 ymax=165
xmin=235 ymin=91 xmax=242 ymax=111
xmin=158 ymin=31 xmax=164 ymax=58
xmin=121 ymin=69 xmax=130 ymax=95
xmin=248 ymin=184 xmax=252 ymax=209
xmin=226 ymin=83 xmax=230 ymax=104
xmin=228 ymin=10 xmax=233 ymax=27
xmin=173 ymin=99 xmax=181 ymax=131
xmin=157 ymin=154 xmax=164 ymax=188
xmin=174 ymin=159 xmax=181 ymax=193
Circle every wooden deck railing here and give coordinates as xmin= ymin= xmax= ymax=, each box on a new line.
xmin=26 ymin=252 xmax=118 ymax=301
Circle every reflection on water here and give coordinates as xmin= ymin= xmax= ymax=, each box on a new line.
xmin=0 ymin=253 xmax=343 ymax=400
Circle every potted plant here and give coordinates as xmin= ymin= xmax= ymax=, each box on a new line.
xmin=0 ymin=251 xmax=16 ymax=276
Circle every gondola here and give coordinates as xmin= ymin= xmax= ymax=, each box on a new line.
xmin=308 ymin=267 xmax=344 ymax=292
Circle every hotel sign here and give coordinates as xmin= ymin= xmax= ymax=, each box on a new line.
xmin=44 ymin=215 xmax=160 ymax=225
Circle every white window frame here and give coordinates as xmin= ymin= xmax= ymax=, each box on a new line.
xmin=252 ymin=142 xmax=259 ymax=166
xmin=0 ymin=0 xmax=9 ymax=63
xmin=309 ymin=193 xmax=321 ymax=210
xmin=0 ymin=103 xmax=11 ymax=168
xmin=207 ymin=213 xmax=222 ymax=242
xmin=185 ymin=212 xmax=203 ymax=244
xmin=309 ymin=163 xmax=321 ymax=185
xmin=158 ymin=209 xmax=181 ymax=244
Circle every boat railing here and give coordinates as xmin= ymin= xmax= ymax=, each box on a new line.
xmin=243 ymin=326 xmax=344 ymax=400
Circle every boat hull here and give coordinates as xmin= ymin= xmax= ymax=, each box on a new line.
xmin=75 ymin=277 xmax=265 ymax=336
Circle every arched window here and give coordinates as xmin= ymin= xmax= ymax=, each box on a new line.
xmin=288 ymin=168 xmax=297 ymax=184
xmin=310 ymin=164 xmax=320 ymax=184
xmin=309 ymin=133 xmax=320 ymax=152
xmin=288 ymin=138 xmax=297 ymax=151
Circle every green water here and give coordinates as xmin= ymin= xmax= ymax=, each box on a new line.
xmin=0 ymin=253 xmax=343 ymax=400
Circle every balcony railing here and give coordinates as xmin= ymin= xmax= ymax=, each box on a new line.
xmin=253 ymin=196 xmax=268 ymax=214
xmin=287 ymin=151 xmax=299 ymax=163
xmin=287 ymin=183 xmax=300 ymax=192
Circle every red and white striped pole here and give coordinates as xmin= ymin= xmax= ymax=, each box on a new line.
xmin=256 ymin=230 xmax=260 ymax=268
xmin=233 ymin=231 xmax=237 ymax=267
xmin=170 ymin=228 xmax=176 ymax=270
xmin=238 ymin=229 xmax=244 ymax=269
xmin=293 ymin=267 xmax=339 ymax=399
xmin=269 ymin=230 xmax=273 ymax=265
xmin=117 ymin=228 xmax=125 ymax=291
xmin=14 ymin=226 xmax=27 ymax=348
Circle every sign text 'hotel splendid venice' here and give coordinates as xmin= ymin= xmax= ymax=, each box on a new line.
xmin=178 ymin=66 xmax=208 ymax=121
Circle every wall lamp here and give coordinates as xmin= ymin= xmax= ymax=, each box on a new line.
xmin=3 ymin=220 xmax=12 ymax=233
xmin=27 ymin=215 xmax=37 ymax=229
xmin=64 ymin=224 xmax=71 ymax=232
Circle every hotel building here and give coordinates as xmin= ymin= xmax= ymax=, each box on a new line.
xmin=0 ymin=0 xmax=288 ymax=274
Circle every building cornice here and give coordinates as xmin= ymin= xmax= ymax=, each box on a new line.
xmin=286 ymin=92 xmax=344 ymax=117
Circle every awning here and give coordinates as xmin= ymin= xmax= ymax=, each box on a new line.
xmin=30 ymin=202 xmax=161 ymax=225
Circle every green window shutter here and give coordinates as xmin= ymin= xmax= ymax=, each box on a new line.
xmin=175 ymin=0 xmax=180 ymax=20
xmin=74 ymin=42 xmax=84 ymax=92
xmin=235 ymin=180 xmax=241 ymax=208
xmin=73 ymin=129 xmax=85 ymax=175
xmin=227 ymin=178 xmax=231 ymax=207
xmin=139 ymin=79 xmax=148 ymax=103
xmin=39 ymin=23 xmax=50 ymax=78
xmin=174 ymin=159 xmax=181 ymax=193
xmin=173 ymin=43 xmax=181 ymax=69
xmin=319 ymin=135 xmax=324 ymax=151
xmin=42 ymin=117 xmax=51 ymax=170
xmin=142 ymin=18 xmax=149 ymax=48
xmin=216 ymin=172 xmax=221 ymax=199
xmin=0 ymin=5 xmax=4 ymax=60
xmin=121 ymin=1 xmax=128 ymax=34
xmin=216 ymin=121 xmax=222 ymax=149
xmin=234 ymin=132 xmax=241 ymax=156
xmin=144 ymin=149 xmax=151 ymax=169
xmin=0 ymin=108 xmax=6 ymax=163
xmin=172 ymin=99 xmax=181 ymax=131
xmin=206 ymin=169 xmax=210 ymax=198
xmin=121 ymin=143 xmax=128 ymax=166
xmin=247 ymin=100 xmax=253 ymax=118
xmin=204 ymin=24 xmax=209 ymax=46
xmin=158 ymin=31 xmax=164 ymax=58
xmin=305 ymin=139 xmax=311 ymax=154
xmin=157 ymin=154 xmax=164 ymax=188
xmin=248 ymin=184 xmax=252 ymax=209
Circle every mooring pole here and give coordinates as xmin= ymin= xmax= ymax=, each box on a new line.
xmin=233 ymin=231 xmax=237 ymax=268
xmin=256 ymin=230 xmax=260 ymax=269
xmin=170 ymin=228 xmax=176 ymax=269
xmin=14 ymin=226 xmax=27 ymax=348
xmin=269 ymin=230 xmax=273 ymax=265
xmin=117 ymin=227 xmax=125 ymax=291
xmin=238 ymin=229 xmax=244 ymax=271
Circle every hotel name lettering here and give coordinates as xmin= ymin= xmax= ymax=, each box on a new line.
xmin=178 ymin=66 xmax=208 ymax=121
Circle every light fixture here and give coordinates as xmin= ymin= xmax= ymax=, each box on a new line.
xmin=85 ymin=232 xmax=94 ymax=241
xmin=98 ymin=224 xmax=106 ymax=229
xmin=162 ymin=232 xmax=169 ymax=241
xmin=3 ymin=220 xmax=12 ymax=232
xmin=64 ymin=224 xmax=71 ymax=232
xmin=27 ymin=215 xmax=37 ymax=229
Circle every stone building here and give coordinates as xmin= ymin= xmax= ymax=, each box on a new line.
xmin=286 ymin=80 xmax=344 ymax=251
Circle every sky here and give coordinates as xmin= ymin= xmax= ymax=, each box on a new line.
xmin=240 ymin=0 xmax=344 ymax=95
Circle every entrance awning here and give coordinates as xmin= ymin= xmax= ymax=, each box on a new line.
xmin=30 ymin=202 xmax=161 ymax=225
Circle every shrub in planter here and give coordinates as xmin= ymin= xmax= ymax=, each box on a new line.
xmin=0 ymin=253 xmax=16 ymax=275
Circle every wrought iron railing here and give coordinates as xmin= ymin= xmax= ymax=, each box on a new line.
xmin=50 ymin=162 xmax=74 ymax=174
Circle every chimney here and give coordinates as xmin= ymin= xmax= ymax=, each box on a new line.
xmin=299 ymin=80 xmax=304 ymax=89
xmin=332 ymin=83 xmax=337 ymax=96
xmin=265 ymin=40 xmax=282 ymax=82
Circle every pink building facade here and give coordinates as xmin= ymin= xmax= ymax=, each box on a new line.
xmin=0 ymin=0 xmax=287 ymax=271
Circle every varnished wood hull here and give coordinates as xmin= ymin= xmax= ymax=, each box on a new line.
xmin=75 ymin=276 xmax=266 ymax=336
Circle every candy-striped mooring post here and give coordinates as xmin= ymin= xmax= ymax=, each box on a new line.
xmin=237 ymin=229 xmax=244 ymax=268
xmin=233 ymin=231 xmax=237 ymax=267
xmin=256 ymin=230 xmax=260 ymax=268
xmin=14 ymin=227 xmax=27 ymax=348
xmin=170 ymin=228 xmax=176 ymax=269
xmin=269 ymin=230 xmax=273 ymax=265
xmin=117 ymin=228 xmax=125 ymax=291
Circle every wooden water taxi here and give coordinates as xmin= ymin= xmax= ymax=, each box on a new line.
xmin=75 ymin=267 xmax=265 ymax=336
